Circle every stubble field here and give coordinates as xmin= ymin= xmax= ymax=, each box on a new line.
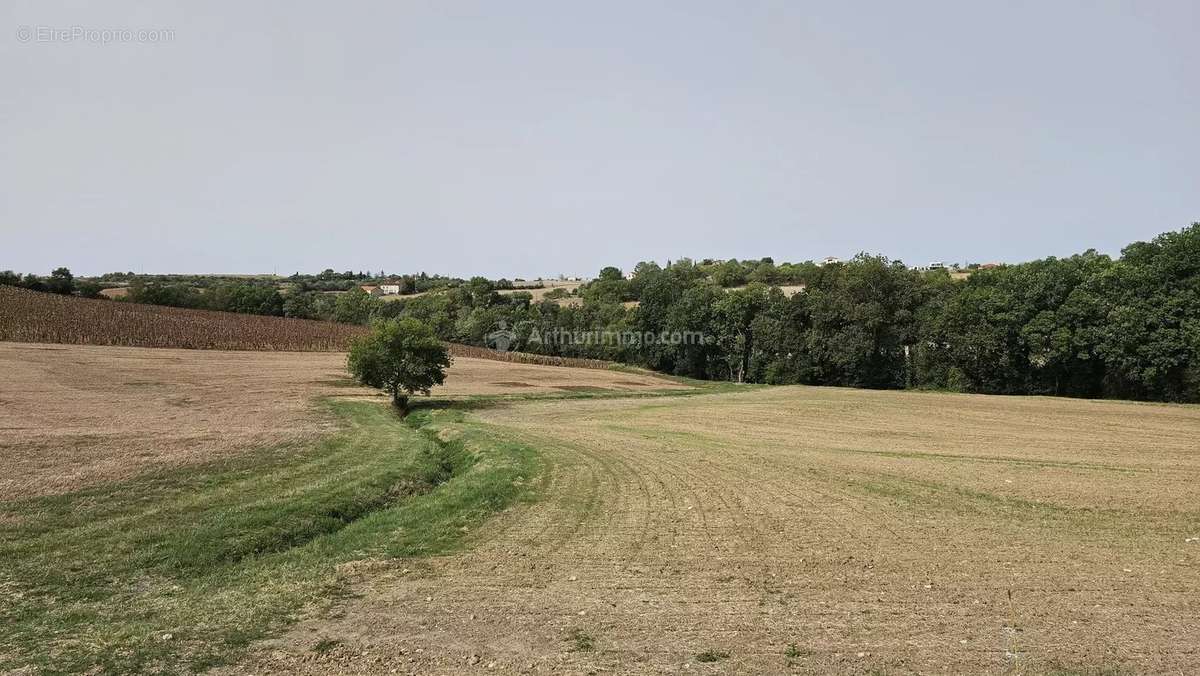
xmin=0 ymin=342 xmax=680 ymax=499
xmin=2 ymin=339 xmax=1198 ymax=674
xmin=239 ymin=387 xmax=1200 ymax=674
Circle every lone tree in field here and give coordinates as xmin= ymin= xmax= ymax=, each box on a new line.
xmin=347 ymin=318 xmax=451 ymax=410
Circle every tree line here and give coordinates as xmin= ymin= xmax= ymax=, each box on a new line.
xmin=5 ymin=223 xmax=1197 ymax=402
xmin=384 ymin=224 xmax=1200 ymax=402
xmin=1 ymin=268 xmax=101 ymax=298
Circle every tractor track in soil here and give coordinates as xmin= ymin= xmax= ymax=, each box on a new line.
xmin=234 ymin=387 xmax=1200 ymax=674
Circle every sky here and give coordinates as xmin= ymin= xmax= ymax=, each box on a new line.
xmin=2 ymin=1 xmax=1197 ymax=279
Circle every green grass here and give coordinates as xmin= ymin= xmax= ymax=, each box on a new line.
xmin=784 ymin=643 xmax=812 ymax=659
xmin=0 ymin=400 xmax=540 ymax=674
xmin=567 ymin=628 xmax=596 ymax=652
xmin=695 ymin=649 xmax=730 ymax=663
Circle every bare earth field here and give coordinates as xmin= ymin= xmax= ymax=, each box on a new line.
xmin=4 ymin=341 xmax=1199 ymax=673
xmin=0 ymin=343 xmax=346 ymax=499
xmin=237 ymin=387 xmax=1200 ymax=674
xmin=0 ymin=343 xmax=680 ymax=499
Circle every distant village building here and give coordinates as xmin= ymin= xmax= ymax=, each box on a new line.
xmin=928 ymin=261 xmax=946 ymax=270
xmin=379 ymin=284 xmax=401 ymax=295
xmin=359 ymin=285 xmax=383 ymax=296
xmin=820 ymin=256 xmax=841 ymax=266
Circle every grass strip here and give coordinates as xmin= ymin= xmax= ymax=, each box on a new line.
xmin=0 ymin=400 xmax=539 ymax=674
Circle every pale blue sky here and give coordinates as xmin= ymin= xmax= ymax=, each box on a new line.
xmin=3 ymin=1 xmax=1197 ymax=278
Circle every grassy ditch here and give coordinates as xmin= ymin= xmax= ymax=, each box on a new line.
xmin=0 ymin=400 xmax=539 ymax=674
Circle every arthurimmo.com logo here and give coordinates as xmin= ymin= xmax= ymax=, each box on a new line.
xmin=484 ymin=321 xmax=521 ymax=353
xmin=484 ymin=321 xmax=711 ymax=353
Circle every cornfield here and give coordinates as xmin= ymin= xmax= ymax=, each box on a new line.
xmin=0 ymin=285 xmax=367 ymax=351
xmin=0 ymin=285 xmax=616 ymax=369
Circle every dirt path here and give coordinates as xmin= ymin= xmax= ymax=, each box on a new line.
xmin=233 ymin=387 xmax=1200 ymax=674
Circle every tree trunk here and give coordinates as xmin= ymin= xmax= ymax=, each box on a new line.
xmin=391 ymin=389 xmax=409 ymax=412
xmin=740 ymin=329 xmax=753 ymax=383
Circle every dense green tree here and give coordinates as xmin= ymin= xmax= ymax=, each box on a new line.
xmin=714 ymin=283 xmax=770 ymax=382
xmin=754 ymin=291 xmax=817 ymax=385
xmin=625 ymin=261 xmax=662 ymax=300
xmin=747 ymin=260 xmax=779 ymax=285
xmin=1065 ymin=225 xmax=1200 ymax=401
xmin=282 ymin=291 xmax=318 ymax=319
xmin=77 ymin=281 xmax=104 ymax=299
xmin=802 ymin=256 xmax=924 ymax=389
xmin=919 ymin=252 xmax=1114 ymax=396
xmin=126 ymin=281 xmax=204 ymax=308
xmin=334 ymin=288 xmax=378 ymax=324
xmin=347 ymin=318 xmax=452 ymax=410
xmin=582 ymin=267 xmax=629 ymax=304
xmin=711 ymin=260 xmax=748 ymax=288
xmin=397 ymin=292 xmax=458 ymax=338
xmin=48 ymin=268 xmax=75 ymax=295
xmin=465 ymin=277 xmax=499 ymax=307
xmin=631 ymin=265 xmax=687 ymax=372
xmin=663 ymin=283 xmax=723 ymax=378
xmin=207 ymin=283 xmax=284 ymax=316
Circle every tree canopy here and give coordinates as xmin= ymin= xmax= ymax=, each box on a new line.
xmin=346 ymin=318 xmax=452 ymax=410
